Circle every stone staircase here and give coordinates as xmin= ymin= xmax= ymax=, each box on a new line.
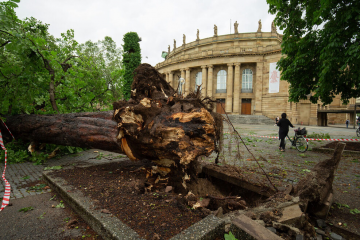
xmin=223 ymin=114 xmax=275 ymax=125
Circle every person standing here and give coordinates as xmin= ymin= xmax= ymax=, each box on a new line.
xmin=357 ymin=116 xmax=360 ymax=127
xmin=346 ymin=119 xmax=349 ymax=128
xmin=277 ymin=113 xmax=294 ymax=152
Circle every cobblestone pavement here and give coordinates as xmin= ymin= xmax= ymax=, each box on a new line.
xmin=0 ymin=162 xmax=47 ymax=199
xmin=0 ymin=150 xmax=127 ymax=200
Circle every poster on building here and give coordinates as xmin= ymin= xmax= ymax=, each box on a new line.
xmin=269 ymin=62 xmax=280 ymax=93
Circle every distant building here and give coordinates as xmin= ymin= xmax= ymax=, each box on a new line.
xmin=155 ymin=27 xmax=358 ymax=125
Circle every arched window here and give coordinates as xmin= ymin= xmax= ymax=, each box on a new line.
xmin=195 ymin=72 xmax=202 ymax=91
xmin=216 ymin=70 xmax=227 ymax=93
xmin=242 ymin=69 xmax=253 ymax=93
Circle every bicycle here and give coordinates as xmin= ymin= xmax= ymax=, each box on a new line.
xmin=356 ymin=126 xmax=360 ymax=137
xmin=286 ymin=127 xmax=308 ymax=152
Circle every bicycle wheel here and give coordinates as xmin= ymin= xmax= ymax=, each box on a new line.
xmin=295 ymin=136 xmax=308 ymax=152
xmin=357 ymin=128 xmax=360 ymax=137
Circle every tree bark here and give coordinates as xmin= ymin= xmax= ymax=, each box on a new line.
xmin=1 ymin=111 xmax=122 ymax=153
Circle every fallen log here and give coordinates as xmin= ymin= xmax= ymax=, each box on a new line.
xmin=1 ymin=111 xmax=121 ymax=152
xmin=1 ymin=64 xmax=223 ymax=192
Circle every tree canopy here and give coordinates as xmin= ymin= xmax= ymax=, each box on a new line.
xmin=122 ymin=32 xmax=141 ymax=100
xmin=267 ymin=0 xmax=360 ymax=105
xmin=0 ymin=0 xmax=124 ymax=115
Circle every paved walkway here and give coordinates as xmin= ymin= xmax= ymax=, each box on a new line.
xmin=0 ymin=150 xmax=126 ymax=200
xmin=1 ymin=162 xmax=47 ymax=199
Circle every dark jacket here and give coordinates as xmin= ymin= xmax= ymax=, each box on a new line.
xmin=277 ymin=118 xmax=294 ymax=139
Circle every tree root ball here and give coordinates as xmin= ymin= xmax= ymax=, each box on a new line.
xmin=112 ymin=63 xmax=222 ymax=169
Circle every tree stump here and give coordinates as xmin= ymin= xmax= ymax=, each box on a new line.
xmin=294 ymin=142 xmax=346 ymax=217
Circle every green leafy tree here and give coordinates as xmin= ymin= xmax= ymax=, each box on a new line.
xmin=0 ymin=0 xmax=123 ymax=115
xmin=267 ymin=0 xmax=360 ymax=105
xmin=78 ymin=37 xmax=124 ymax=100
xmin=122 ymin=32 xmax=141 ymax=100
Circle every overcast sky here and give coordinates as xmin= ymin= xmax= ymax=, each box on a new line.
xmin=15 ymin=0 xmax=280 ymax=67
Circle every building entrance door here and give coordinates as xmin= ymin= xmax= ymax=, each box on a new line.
xmin=216 ymin=99 xmax=225 ymax=114
xmin=241 ymin=99 xmax=251 ymax=115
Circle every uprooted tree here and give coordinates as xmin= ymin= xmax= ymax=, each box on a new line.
xmin=1 ymin=64 xmax=223 ymax=192
xmin=1 ymin=63 xmax=347 ymax=211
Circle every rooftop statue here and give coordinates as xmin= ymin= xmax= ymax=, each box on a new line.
xmin=173 ymin=39 xmax=176 ymax=50
xmin=214 ymin=24 xmax=218 ymax=37
xmin=183 ymin=34 xmax=186 ymax=45
xmin=257 ymin=19 xmax=262 ymax=32
xmin=234 ymin=21 xmax=239 ymax=34
xmin=196 ymin=29 xmax=199 ymax=41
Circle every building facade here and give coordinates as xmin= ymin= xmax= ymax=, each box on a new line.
xmin=155 ymin=27 xmax=358 ymax=126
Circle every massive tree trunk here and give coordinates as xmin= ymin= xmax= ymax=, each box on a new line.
xmin=1 ymin=64 xmax=223 ymax=192
xmin=1 ymin=111 xmax=121 ymax=152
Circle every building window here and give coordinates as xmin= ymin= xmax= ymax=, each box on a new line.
xmin=216 ymin=70 xmax=227 ymax=93
xmin=195 ymin=72 xmax=202 ymax=91
xmin=242 ymin=69 xmax=253 ymax=93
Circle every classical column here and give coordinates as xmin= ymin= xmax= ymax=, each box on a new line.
xmin=254 ymin=62 xmax=263 ymax=115
xmin=165 ymin=72 xmax=169 ymax=83
xmin=309 ymin=103 xmax=318 ymax=126
xmin=185 ymin=68 xmax=191 ymax=95
xmin=201 ymin=66 xmax=207 ymax=98
xmin=207 ymin=65 xmax=213 ymax=98
xmin=233 ymin=63 xmax=241 ymax=113
xmin=169 ymin=71 xmax=174 ymax=88
xmin=226 ymin=63 xmax=234 ymax=112
xmin=180 ymin=68 xmax=185 ymax=78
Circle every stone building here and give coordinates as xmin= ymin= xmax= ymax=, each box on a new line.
xmin=155 ymin=24 xmax=359 ymax=126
